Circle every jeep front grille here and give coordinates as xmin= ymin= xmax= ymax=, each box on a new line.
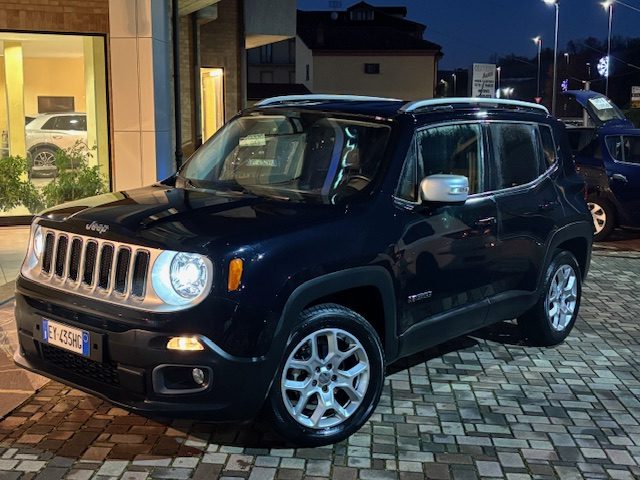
xmin=30 ymin=227 xmax=159 ymax=307
xmin=22 ymin=226 xmax=210 ymax=312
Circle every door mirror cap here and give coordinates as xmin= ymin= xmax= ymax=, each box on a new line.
xmin=419 ymin=174 xmax=470 ymax=204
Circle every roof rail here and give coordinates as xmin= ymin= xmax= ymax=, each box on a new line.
xmin=256 ymin=94 xmax=402 ymax=107
xmin=400 ymin=97 xmax=549 ymax=115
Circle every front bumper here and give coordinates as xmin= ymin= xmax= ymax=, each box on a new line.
xmin=13 ymin=287 xmax=278 ymax=420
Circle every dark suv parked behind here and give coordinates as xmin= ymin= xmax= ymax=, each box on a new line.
xmin=15 ymin=95 xmax=592 ymax=445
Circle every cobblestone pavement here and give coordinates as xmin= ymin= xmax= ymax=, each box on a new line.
xmin=1 ymin=250 xmax=640 ymax=480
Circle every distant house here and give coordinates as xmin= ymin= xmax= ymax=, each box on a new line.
xmin=247 ymin=2 xmax=443 ymax=101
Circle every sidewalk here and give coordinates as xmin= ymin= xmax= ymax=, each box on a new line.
xmin=0 ymin=301 xmax=48 ymax=418
xmin=0 ymin=226 xmax=29 ymax=303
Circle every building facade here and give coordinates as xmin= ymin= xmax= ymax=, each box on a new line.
xmin=0 ymin=0 xmax=295 ymax=224
xmin=248 ymin=2 xmax=442 ymax=102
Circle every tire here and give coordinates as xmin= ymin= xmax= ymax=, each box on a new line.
xmin=268 ymin=303 xmax=385 ymax=446
xmin=29 ymin=146 xmax=58 ymax=178
xmin=588 ymin=196 xmax=615 ymax=242
xmin=517 ymin=251 xmax=582 ymax=347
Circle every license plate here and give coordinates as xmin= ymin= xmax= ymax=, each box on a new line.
xmin=42 ymin=318 xmax=90 ymax=357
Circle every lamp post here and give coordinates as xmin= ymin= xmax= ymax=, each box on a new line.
xmin=496 ymin=66 xmax=502 ymax=98
xmin=543 ymin=0 xmax=559 ymax=116
xmin=533 ymin=36 xmax=542 ymax=99
xmin=602 ymin=0 xmax=614 ymax=96
xmin=452 ymin=73 xmax=457 ymax=97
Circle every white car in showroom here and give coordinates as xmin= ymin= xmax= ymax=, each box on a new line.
xmin=25 ymin=112 xmax=87 ymax=177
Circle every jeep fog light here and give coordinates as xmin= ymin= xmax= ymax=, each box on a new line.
xmin=192 ymin=368 xmax=205 ymax=385
xmin=167 ymin=336 xmax=204 ymax=351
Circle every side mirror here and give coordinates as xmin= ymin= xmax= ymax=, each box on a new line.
xmin=419 ymin=174 xmax=469 ymax=204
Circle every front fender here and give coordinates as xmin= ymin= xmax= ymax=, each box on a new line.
xmin=271 ymin=266 xmax=398 ymax=364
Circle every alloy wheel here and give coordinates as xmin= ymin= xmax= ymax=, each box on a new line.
xmin=33 ymin=150 xmax=55 ymax=167
xmin=545 ymin=264 xmax=578 ymax=332
xmin=281 ymin=328 xmax=370 ymax=429
xmin=588 ymin=202 xmax=606 ymax=235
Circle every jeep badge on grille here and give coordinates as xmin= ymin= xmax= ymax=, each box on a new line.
xmin=86 ymin=221 xmax=109 ymax=234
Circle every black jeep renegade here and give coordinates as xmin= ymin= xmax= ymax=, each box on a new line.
xmin=15 ymin=95 xmax=593 ymax=445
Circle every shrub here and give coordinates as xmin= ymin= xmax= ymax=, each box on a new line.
xmin=0 ymin=155 xmax=44 ymax=213
xmin=41 ymin=143 xmax=107 ymax=208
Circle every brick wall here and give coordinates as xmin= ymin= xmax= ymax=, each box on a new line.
xmin=200 ymin=0 xmax=243 ymax=121
xmin=179 ymin=15 xmax=195 ymax=155
xmin=0 ymin=0 xmax=109 ymax=33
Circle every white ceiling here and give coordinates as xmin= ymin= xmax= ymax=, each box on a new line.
xmin=0 ymin=33 xmax=86 ymax=58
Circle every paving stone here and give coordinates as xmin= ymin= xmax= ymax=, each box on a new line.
xmin=1 ymin=252 xmax=640 ymax=479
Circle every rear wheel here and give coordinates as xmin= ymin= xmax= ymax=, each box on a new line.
xmin=588 ymin=197 xmax=615 ymax=241
xmin=518 ymin=251 xmax=582 ymax=346
xmin=268 ymin=304 xmax=384 ymax=446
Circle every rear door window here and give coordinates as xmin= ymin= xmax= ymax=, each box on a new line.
xmin=622 ymin=136 xmax=640 ymax=164
xmin=539 ymin=125 xmax=557 ymax=167
xmin=606 ymin=136 xmax=623 ymax=161
xmin=488 ymin=123 xmax=545 ymax=190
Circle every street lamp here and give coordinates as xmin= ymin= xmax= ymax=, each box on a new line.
xmin=496 ymin=66 xmax=502 ymax=98
xmin=602 ymin=0 xmax=614 ymax=96
xmin=452 ymin=73 xmax=457 ymax=97
xmin=533 ymin=36 xmax=542 ymax=99
xmin=543 ymin=0 xmax=560 ymax=116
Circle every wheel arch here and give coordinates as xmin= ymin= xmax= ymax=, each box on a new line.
xmin=543 ymin=222 xmax=593 ymax=284
xmin=27 ymin=143 xmax=60 ymax=156
xmin=275 ymin=266 xmax=398 ymax=362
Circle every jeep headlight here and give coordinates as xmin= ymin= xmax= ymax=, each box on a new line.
xmin=152 ymin=251 xmax=212 ymax=306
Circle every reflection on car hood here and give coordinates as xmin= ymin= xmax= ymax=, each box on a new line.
xmin=38 ymin=185 xmax=344 ymax=253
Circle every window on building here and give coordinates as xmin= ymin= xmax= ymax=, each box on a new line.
xmin=260 ymin=71 xmax=274 ymax=84
xmin=0 ymin=32 xmax=110 ymax=220
xmin=350 ymin=9 xmax=374 ymax=21
xmin=287 ymin=39 xmax=295 ymax=64
xmin=260 ymin=44 xmax=273 ymax=64
xmin=305 ymin=64 xmax=310 ymax=82
xmin=364 ymin=63 xmax=380 ymax=74
xmin=37 ymin=96 xmax=74 ymax=113
xmin=200 ymin=67 xmax=224 ymax=142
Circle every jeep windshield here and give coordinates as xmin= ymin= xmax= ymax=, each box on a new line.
xmin=178 ymin=111 xmax=391 ymax=204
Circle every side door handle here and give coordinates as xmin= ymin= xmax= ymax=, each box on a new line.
xmin=538 ymin=200 xmax=559 ymax=212
xmin=474 ymin=217 xmax=496 ymax=228
xmin=611 ymin=173 xmax=628 ymax=184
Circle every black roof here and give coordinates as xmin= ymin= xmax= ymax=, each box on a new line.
xmin=297 ymin=2 xmax=442 ymax=53
xmin=247 ymin=83 xmax=311 ymax=101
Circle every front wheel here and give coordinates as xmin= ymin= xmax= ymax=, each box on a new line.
xmin=268 ymin=304 xmax=384 ymax=446
xmin=588 ymin=197 xmax=615 ymax=241
xmin=518 ymin=251 xmax=582 ymax=347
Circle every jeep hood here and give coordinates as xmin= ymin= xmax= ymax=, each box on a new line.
xmin=38 ymin=184 xmax=346 ymax=253
xmin=564 ymin=90 xmax=634 ymax=129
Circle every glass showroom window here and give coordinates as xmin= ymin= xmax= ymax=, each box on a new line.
xmin=0 ymin=33 xmax=109 ymax=221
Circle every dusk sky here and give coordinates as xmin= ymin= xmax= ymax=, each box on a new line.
xmin=297 ymin=0 xmax=640 ymax=69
